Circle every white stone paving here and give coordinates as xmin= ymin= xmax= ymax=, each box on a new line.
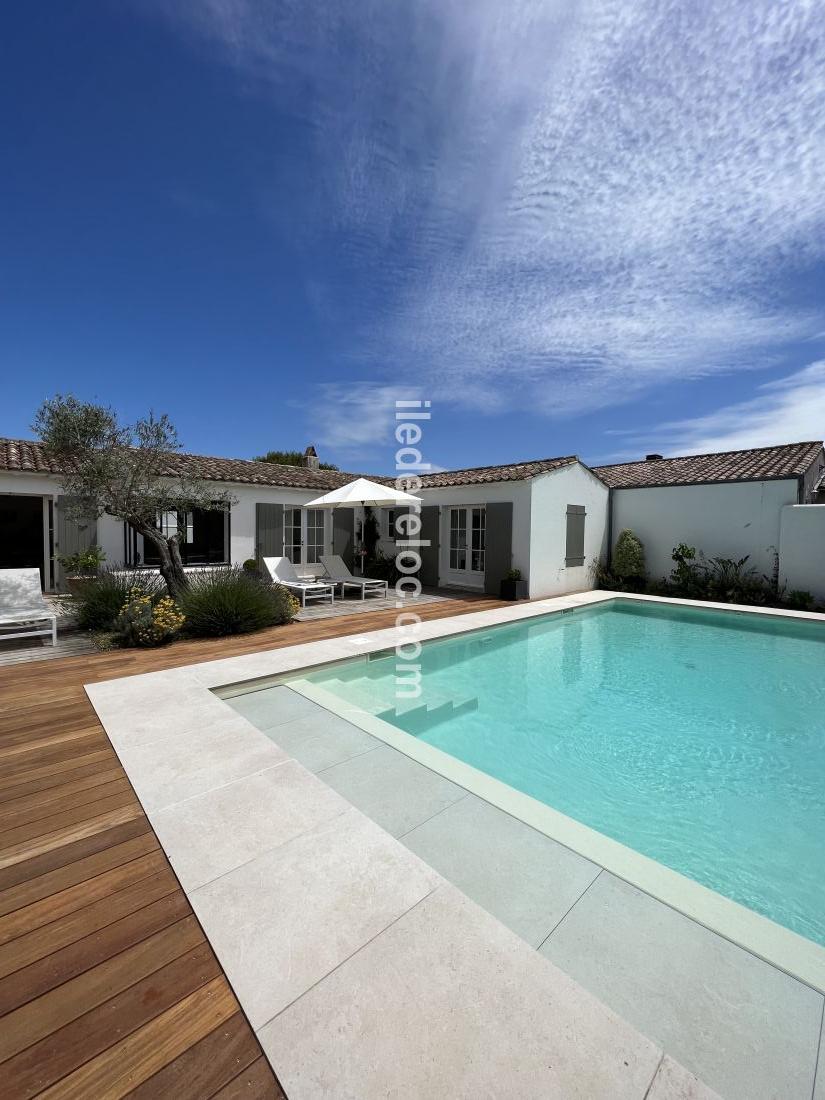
xmin=84 ymin=589 xmax=825 ymax=1098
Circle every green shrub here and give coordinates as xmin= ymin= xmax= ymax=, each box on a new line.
xmin=179 ymin=567 xmax=298 ymax=637
xmin=666 ymin=547 xmax=778 ymax=606
xmin=590 ymin=558 xmax=624 ymax=591
xmin=58 ymin=544 xmax=106 ymax=576
xmin=613 ymin=530 xmax=646 ymax=581
xmin=75 ymin=569 xmax=164 ymax=630
xmin=704 ymin=555 xmax=765 ymax=605
xmin=115 ymin=590 xmax=185 ymax=647
xmin=668 ymin=543 xmax=706 ymax=598
xmin=364 ymin=550 xmax=400 ymax=584
xmin=786 ymin=589 xmax=815 ymax=611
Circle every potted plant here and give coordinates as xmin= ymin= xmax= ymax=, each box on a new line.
xmin=500 ymin=568 xmax=528 ymax=601
xmin=59 ymin=545 xmax=106 ymax=596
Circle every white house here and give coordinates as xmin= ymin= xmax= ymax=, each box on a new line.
xmin=0 ymin=436 xmax=823 ymax=601
xmin=0 ymin=440 xmax=608 ymax=599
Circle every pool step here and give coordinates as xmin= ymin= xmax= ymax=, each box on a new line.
xmin=377 ymin=693 xmax=478 ymax=736
xmin=318 ymin=676 xmax=478 ymax=734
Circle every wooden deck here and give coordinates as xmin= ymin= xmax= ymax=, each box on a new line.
xmin=0 ymin=594 xmax=505 ymax=1098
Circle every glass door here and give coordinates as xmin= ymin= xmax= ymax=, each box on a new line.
xmin=284 ymin=507 xmax=326 ymax=565
xmin=304 ymin=508 xmax=325 ymax=564
xmin=284 ymin=507 xmax=302 ymax=563
xmin=449 ymin=506 xmax=485 ymax=576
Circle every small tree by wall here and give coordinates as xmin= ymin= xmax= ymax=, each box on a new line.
xmin=613 ymin=529 xmax=646 ymax=582
xmin=33 ymin=395 xmax=233 ymax=599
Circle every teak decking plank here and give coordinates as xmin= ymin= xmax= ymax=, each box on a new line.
xmin=0 ymin=816 xmax=152 ymax=893
xmin=2 ymin=775 xmax=133 ymax=829
xmin=0 ymin=595 xmax=503 ymax=1097
xmin=0 ymin=917 xmax=205 ymax=1065
xmin=1 ymin=941 xmax=219 ymax=1097
xmin=0 ymin=893 xmax=192 ymax=1016
xmin=0 ymin=757 xmax=123 ymax=804
xmin=0 ymin=832 xmax=156 ymax=918
xmin=211 ymin=1056 xmax=286 ymax=1099
xmin=0 ymin=850 xmax=167 ymax=946
xmin=124 ymin=1012 xmax=266 ymax=1099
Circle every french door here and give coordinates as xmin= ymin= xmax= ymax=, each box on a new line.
xmin=448 ymin=506 xmax=485 ymax=576
xmin=284 ymin=507 xmax=326 ymax=565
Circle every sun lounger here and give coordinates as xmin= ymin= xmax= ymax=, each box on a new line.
xmin=262 ymin=557 xmax=335 ymax=607
xmin=0 ymin=567 xmax=57 ymax=645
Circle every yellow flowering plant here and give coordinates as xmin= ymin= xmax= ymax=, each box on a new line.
xmin=115 ymin=587 xmax=186 ymax=647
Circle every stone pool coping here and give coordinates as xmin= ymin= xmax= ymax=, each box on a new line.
xmin=82 ymin=588 xmax=822 ymax=1096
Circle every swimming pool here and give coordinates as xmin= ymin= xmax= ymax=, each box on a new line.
xmin=294 ymin=600 xmax=825 ymax=951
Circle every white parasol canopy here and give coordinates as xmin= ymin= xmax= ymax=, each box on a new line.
xmin=304 ymin=477 xmax=421 ymax=509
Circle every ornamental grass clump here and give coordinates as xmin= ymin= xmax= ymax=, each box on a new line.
xmin=76 ymin=568 xmax=165 ymax=630
xmin=115 ymin=588 xmax=186 ymax=647
xmin=179 ymin=566 xmax=298 ymax=637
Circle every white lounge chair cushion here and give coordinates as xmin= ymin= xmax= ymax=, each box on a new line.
xmin=0 ymin=568 xmax=49 ymax=610
xmin=0 ymin=607 xmax=54 ymax=624
xmin=320 ymin=556 xmax=386 ymax=586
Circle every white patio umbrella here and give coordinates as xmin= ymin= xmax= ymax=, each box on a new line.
xmin=304 ymin=477 xmax=421 ymax=509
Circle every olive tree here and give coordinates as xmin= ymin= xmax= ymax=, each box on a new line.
xmin=34 ymin=395 xmax=233 ymax=599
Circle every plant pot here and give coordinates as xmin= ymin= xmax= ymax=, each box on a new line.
xmin=500 ymin=578 xmax=528 ymax=601
xmin=66 ymin=576 xmax=97 ymax=597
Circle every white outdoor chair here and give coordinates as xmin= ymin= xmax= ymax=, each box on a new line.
xmin=262 ymin=557 xmax=335 ymax=608
xmin=320 ymin=555 xmax=388 ymax=600
xmin=0 ymin=567 xmax=57 ymax=646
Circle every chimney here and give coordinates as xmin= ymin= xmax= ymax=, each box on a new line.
xmin=645 ymin=453 xmax=663 ymax=462
xmin=303 ymin=445 xmax=320 ymax=471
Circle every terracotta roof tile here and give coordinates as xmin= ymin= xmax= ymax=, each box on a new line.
xmin=418 ymin=456 xmax=578 ymax=488
xmin=0 ymin=438 xmax=381 ymax=491
xmin=0 ymin=439 xmax=583 ymax=490
xmin=593 ymin=441 xmax=823 ymax=489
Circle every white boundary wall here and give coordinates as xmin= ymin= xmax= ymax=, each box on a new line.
xmin=611 ymin=479 xmax=798 ymax=582
xmin=779 ymin=505 xmax=825 ymax=602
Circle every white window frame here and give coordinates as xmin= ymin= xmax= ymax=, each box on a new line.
xmin=448 ymin=506 xmax=485 ymax=575
xmin=284 ymin=507 xmax=327 ymax=566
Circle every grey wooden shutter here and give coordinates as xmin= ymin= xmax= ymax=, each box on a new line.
xmin=417 ymin=506 xmax=440 ymax=587
xmin=483 ymin=502 xmax=513 ymax=595
xmin=565 ymin=505 xmax=586 ymax=566
xmin=55 ymin=497 xmax=97 ymax=591
xmin=332 ymin=507 xmax=355 ymax=567
xmin=255 ymin=503 xmax=284 ymax=565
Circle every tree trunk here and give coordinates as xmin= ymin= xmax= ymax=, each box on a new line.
xmin=137 ymin=525 xmax=189 ymax=599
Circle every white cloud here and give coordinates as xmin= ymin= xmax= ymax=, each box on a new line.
xmin=157 ymin=1 xmax=825 ymax=416
xmin=621 ymin=361 xmax=825 ymax=457
xmin=306 ymin=382 xmax=425 ymax=461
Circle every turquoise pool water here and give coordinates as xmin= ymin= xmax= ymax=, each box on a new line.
xmin=303 ymin=601 xmax=825 ymax=947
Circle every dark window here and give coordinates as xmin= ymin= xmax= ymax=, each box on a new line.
xmin=565 ymin=505 xmax=586 ymax=566
xmin=142 ymin=508 xmax=227 ymax=566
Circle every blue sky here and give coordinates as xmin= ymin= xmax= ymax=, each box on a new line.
xmin=3 ymin=2 xmax=824 ymax=474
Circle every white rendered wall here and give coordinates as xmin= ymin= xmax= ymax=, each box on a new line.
xmin=0 ymin=471 xmax=61 ymax=497
xmin=528 ymin=464 xmax=609 ymax=598
xmin=611 ymin=479 xmax=798 ymax=582
xmin=415 ymin=481 xmax=532 ymax=590
xmin=779 ymin=505 xmax=825 ymax=601
xmin=227 ymin=484 xmax=334 ymax=575
xmin=96 ymin=514 xmax=127 ymax=567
